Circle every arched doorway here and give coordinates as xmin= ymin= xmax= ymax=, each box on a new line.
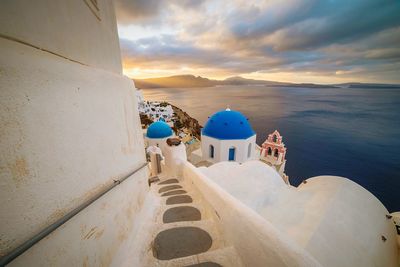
xmin=267 ymin=147 xmax=272 ymax=156
xmin=247 ymin=143 xmax=252 ymax=158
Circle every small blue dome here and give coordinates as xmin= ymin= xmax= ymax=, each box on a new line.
xmin=202 ymin=109 xmax=255 ymax=140
xmin=146 ymin=121 xmax=173 ymax=139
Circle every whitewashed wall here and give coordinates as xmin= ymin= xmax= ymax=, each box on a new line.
xmin=180 ymin=161 xmax=321 ymax=267
xmin=0 ymin=0 xmax=122 ymax=73
xmin=201 ymin=135 xmax=256 ymax=163
xmin=0 ymin=36 xmax=149 ymax=263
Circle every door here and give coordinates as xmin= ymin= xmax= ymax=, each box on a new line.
xmin=229 ymin=147 xmax=235 ymax=161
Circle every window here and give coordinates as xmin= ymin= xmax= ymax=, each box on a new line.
xmin=247 ymin=143 xmax=252 ymax=158
xmin=229 ymin=147 xmax=236 ymax=161
xmin=267 ymin=147 xmax=272 ymax=156
xmin=274 ymin=149 xmax=279 ymax=158
xmin=209 ymin=145 xmax=214 ymax=159
xmin=273 ymin=134 xmax=278 ymax=143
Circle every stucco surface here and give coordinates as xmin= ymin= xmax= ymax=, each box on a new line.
xmin=0 ymin=36 xmax=146 ymax=256
xmin=182 ymin=162 xmax=322 ymax=267
xmin=201 ymin=161 xmax=399 ymax=267
xmin=8 ymin=167 xmax=154 ymax=267
xmin=0 ymin=0 xmax=122 ymax=73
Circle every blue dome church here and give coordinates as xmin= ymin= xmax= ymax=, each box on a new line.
xmin=146 ymin=120 xmax=173 ymax=147
xmin=201 ymin=108 xmax=257 ymax=163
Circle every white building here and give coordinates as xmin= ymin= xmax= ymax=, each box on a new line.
xmin=139 ymin=101 xmax=174 ymax=124
xmin=145 ymin=120 xmax=174 ymax=147
xmin=201 ymin=108 xmax=257 ymax=164
xmin=136 ymin=89 xmax=145 ymax=112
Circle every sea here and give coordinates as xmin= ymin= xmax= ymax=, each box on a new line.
xmin=142 ymin=85 xmax=400 ymax=212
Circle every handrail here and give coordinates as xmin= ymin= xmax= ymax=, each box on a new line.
xmin=0 ymin=162 xmax=148 ymax=267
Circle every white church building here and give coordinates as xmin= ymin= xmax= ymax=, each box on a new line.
xmin=145 ymin=120 xmax=174 ymax=147
xmin=201 ymin=108 xmax=257 ymax=164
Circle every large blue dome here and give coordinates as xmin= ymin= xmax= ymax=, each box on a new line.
xmin=202 ymin=109 xmax=255 ymax=140
xmin=146 ymin=121 xmax=173 ymax=139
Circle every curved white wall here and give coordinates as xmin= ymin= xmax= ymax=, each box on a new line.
xmin=199 ymin=160 xmax=399 ymax=267
xmin=181 ymin=161 xmax=321 ymax=267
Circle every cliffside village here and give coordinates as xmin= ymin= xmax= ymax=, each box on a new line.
xmin=136 ymin=89 xmax=289 ymax=184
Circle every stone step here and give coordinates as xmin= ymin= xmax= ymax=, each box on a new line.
xmin=158 ymin=178 xmax=180 ymax=185
xmin=157 ymin=203 xmax=212 ymax=222
xmin=155 ymin=220 xmax=228 ymax=253
xmin=161 ymin=189 xmax=188 ymax=197
xmin=153 ymin=226 xmax=212 ymax=260
xmin=159 ymin=184 xmax=183 ymax=193
xmin=184 ymin=262 xmax=222 ymax=267
xmin=163 ymin=206 xmax=202 ymax=223
xmin=166 ymin=195 xmax=193 ymax=205
xmin=152 ymin=246 xmax=244 ymax=267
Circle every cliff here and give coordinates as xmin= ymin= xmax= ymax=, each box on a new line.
xmin=134 ymin=75 xmax=400 ymax=89
xmin=134 ymin=75 xmax=216 ymax=89
xmin=170 ymin=104 xmax=202 ymax=140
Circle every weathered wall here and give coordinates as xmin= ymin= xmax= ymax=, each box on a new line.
xmin=0 ymin=36 xmax=147 ymax=261
xmin=8 ymin=167 xmax=156 ymax=267
xmin=0 ymin=0 xmax=122 ymax=73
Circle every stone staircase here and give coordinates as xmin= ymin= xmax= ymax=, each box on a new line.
xmin=147 ymin=177 xmax=244 ymax=267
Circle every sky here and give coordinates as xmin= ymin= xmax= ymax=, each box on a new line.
xmin=115 ymin=0 xmax=400 ymax=84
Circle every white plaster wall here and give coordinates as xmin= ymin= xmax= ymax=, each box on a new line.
xmin=0 ymin=37 xmax=147 ymax=258
xmin=181 ymin=161 xmax=321 ymax=267
xmin=0 ymin=0 xmax=122 ymax=73
xmin=9 ymin=167 xmax=156 ymax=267
xmin=200 ymin=160 xmax=399 ymax=267
xmin=162 ymin=143 xmax=187 ymax=177
xmin=292 ymin=177 xmax=398 ymax=267
xmin=200 ymin=161 xmax=288 ymax=210
xmin=146 ymin=137 xmax=169 ymax=148
xmin=201 ymin=135 xmax=256 ymax=164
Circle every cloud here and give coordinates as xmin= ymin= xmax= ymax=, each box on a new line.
xmin=120 ymin=35 xmax=256 ymax=73
xmin=117 ymin=0 xmax=400 ymax=83
xmin=114 ymin=0 xmax=205 ymax=24
xmin=114 ymin=0 xmax=163 ymax=24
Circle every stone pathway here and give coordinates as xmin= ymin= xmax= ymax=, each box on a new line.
xmin=149 ymin=177 xmax=242 ymax=266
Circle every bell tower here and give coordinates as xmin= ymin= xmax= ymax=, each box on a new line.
xmin=260 ymin=130 xmax=289 ymax=184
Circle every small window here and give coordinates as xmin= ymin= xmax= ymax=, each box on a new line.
xmin=209 ymin=145 xmax=214 ymax=159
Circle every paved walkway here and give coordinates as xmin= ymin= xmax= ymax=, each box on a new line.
xmin=148 ymin=177 xmax=243 ymax=266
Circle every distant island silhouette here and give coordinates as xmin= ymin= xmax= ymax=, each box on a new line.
xmin=133 ymin=74 xmax=400 ymax=89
